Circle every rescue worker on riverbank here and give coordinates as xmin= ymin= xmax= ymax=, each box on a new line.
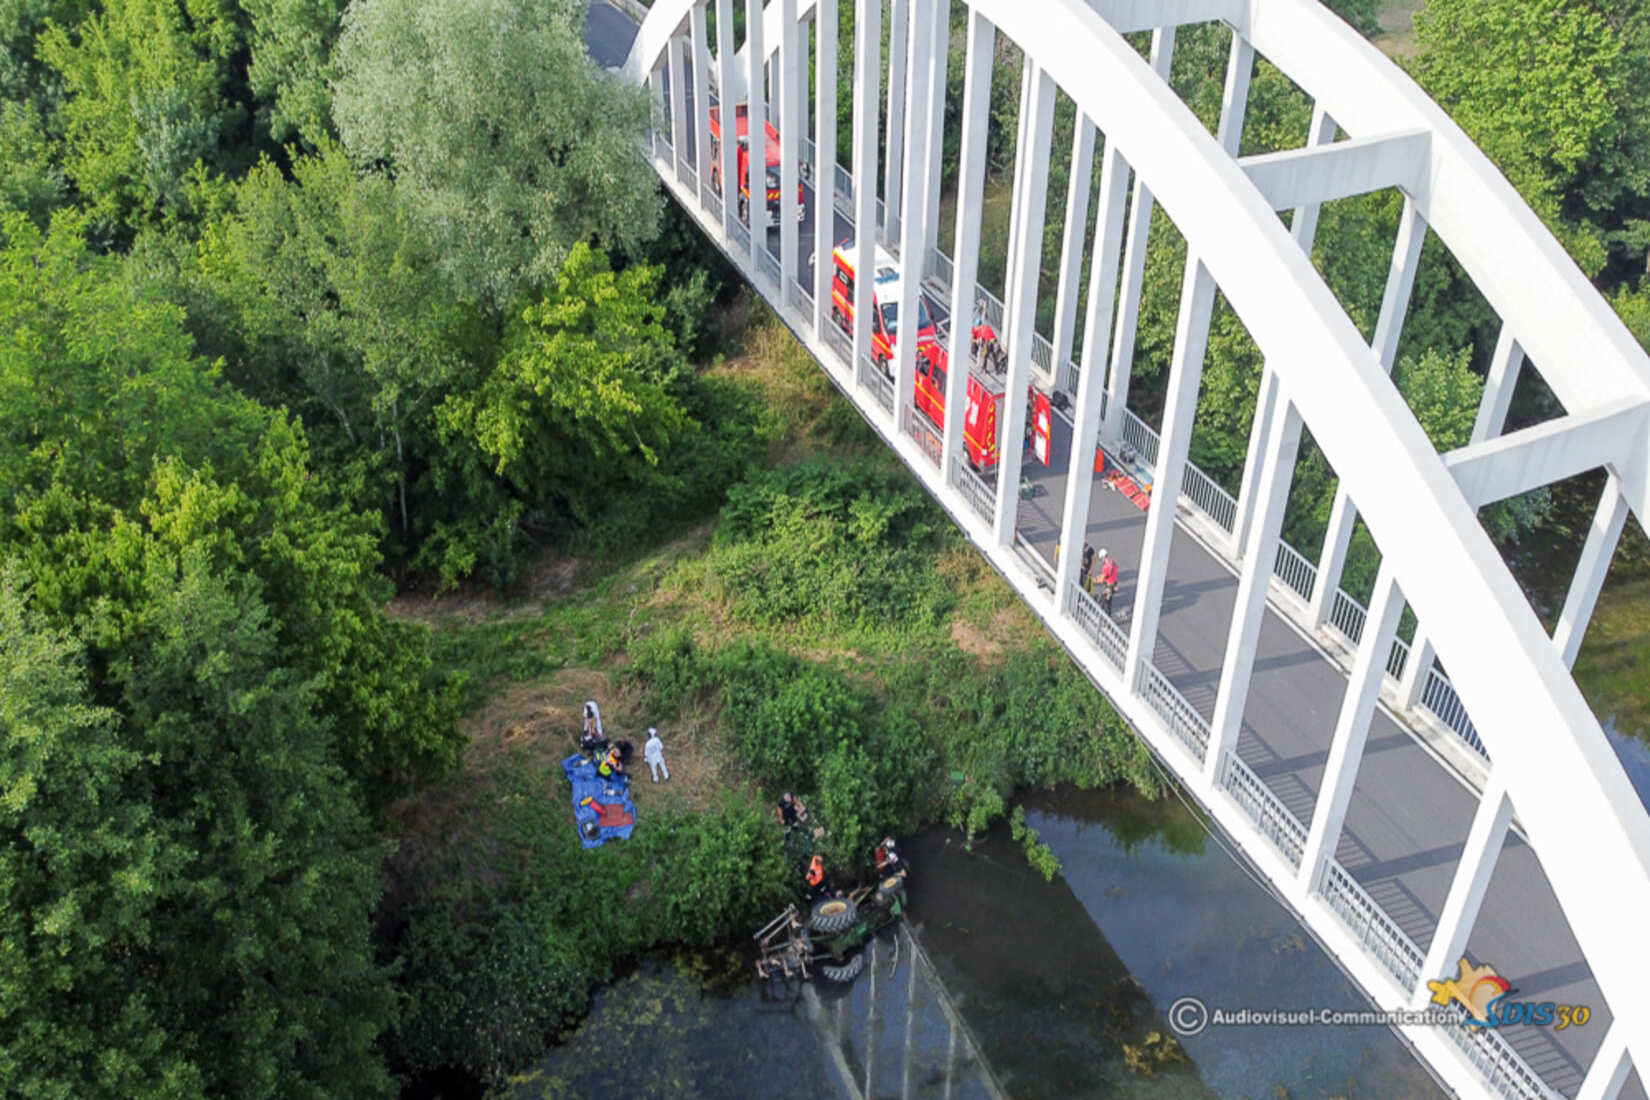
xmin=597 ymin=744 xmax=624 ymax=781
xmin=874 ymin=837 xmax=906 ymax=880
xmin=580 ymin=700 xmax=607 ymax=757
xmin=778 ymin=792 xmax=808 ymax=831
xmin=644 ymin=727 xmax=668 ymax=782
xmin=805 ymin=854 xmax=826 ymax=902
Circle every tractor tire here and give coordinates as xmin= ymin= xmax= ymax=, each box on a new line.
xmin=809 ymin=896 xmax=859 ymax=935
xmin=874 ymin=874 xmax=906 ymax=906
xmin=818 ymin=950 xmax=866 ymax=984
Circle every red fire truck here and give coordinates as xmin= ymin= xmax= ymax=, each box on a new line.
xmin=832 ymin=241 xmax=1051 ymax=474
xmin=708 ymin=103 xmax=806 ymax=229
xmin=829 ymin=240 xmax=941 ymax=373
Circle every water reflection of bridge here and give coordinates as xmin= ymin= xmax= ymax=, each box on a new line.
xmin=776 ymin=922 xmax=1004 ymax=1100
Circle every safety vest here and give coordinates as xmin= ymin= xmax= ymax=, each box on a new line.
xmin=806 ymin=858 xmax=823 ymax=886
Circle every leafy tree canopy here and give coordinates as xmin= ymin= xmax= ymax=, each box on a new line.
xmin=332 ymin=0 xmax=661 ymax=307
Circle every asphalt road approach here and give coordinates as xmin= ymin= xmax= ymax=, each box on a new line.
xmin=587 ymin=7 xmax=1624 ymax=1094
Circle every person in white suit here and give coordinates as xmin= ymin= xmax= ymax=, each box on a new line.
xmin=644 ymin=727 xmax=668 ymax=782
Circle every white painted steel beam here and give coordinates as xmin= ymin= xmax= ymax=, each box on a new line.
xmin=1217 ymin=31 xmax=1253 ymax=157
xmin=1577 ymin=1022 xmax=1632 ymax=1100
xmin=1239 ymin=129 xmax=1430 ymax=210
xmin=715 ymin=0 xmax=740 ymax=238
xmin=1101 ymin=27 xmax=1175 ymax=446
xmin=992 ymin=64 xmax=1056 ymax=548
xmin=1553 ymin=474 xmax=1631 ymax=669
xmin=744 ymin=0 xmax=768 ymax=270
xmin=1090 ymin=0 xmax=1245 ymax=34
xmin=849 ymin=0 xmax=880 ymax=375
xmin=941 ymin=11 xmax=994 ymax=477
xmin=1123 ymin=258 xmax=1215 ymax=688
xmin=1400 ymin=321 xmax=1526 ymax=707
xmin=1206 ymin=389 xmax=1303 ymax=780
xmin=777 ymin=0 xmax=802 ymax=299
xmin=1309 ymin=195 xmax=1426 ymax=628
xmin=1297 ymin=563 xmax=1405 ymax=889
xmin=1056 ymin=142 xmax=1129 ymax=607
xmin=1050 ymin=116 xmax=1097 ymax=390
xmin=668 ymin=35 xmax=690 ymax=176
xmin=1411 ymin=775 xmax=1513 ymax=1008
xmin=894 ymin=0 xmax=937 ymax=421
xmin=885 ymin=0 xmax=909 ymax=241
xmin=922 ymin=0 xmax=951 ymax=274
xmin=690 ymin=4 xmax=713 ymax=186
xmin=1444 ymin=399 xmax=1648 ymax=510
xmin=811 ymin=0 xmax=838 ymax=331
xmin=1476 ymin=324 xmax=1528 ymax=443
xmin=1234 ymin=101 xmax=1335 ymax=560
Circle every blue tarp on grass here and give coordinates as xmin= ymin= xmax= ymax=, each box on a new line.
xmin=562 ymin=753 xmax=637 ymax=848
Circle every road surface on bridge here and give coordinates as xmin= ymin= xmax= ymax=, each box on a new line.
xmin=587 ymin=6 xmax=1624 ymax=1092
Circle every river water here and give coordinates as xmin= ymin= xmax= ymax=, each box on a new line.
xmin=519 ymin=784 xmax=1446 ymax=1098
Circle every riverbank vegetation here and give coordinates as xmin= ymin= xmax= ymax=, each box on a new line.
xmin=4 ymin=0 xmax=1650 ymax=1094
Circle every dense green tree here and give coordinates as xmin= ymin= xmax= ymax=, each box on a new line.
xmin=198 ymin=144 xmax=468 ymax=543
xmin=0 ymin=209 xmax=463 ymax=802
xmin=430 ymin=242 xmax=691 ymax=580
xmin=243 ymin=0 xmax=345 ymax=147
xmin=0 ymin=572 xmax=165 ymax=1096
xmin=1414 ymin=0 xmax=1650 ymax=278
xmin=38 ymin=0 xmax=252 ymax=229
xmin=332 ymin=0 xmax=660 ymax=307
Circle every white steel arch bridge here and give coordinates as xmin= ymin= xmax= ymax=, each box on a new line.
xmin=615 ymin=0 xmax=1650 ymax=1095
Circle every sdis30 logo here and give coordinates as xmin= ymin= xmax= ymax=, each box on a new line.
xmin=1427 ymin=957 xmax=1593 ymax=1030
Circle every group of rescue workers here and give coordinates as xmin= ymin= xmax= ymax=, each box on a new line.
xmin=1057 ymin=542 xmax=1120 ymax=613
xmin=781 ymin=788 xmax=909 ymax=904
xmin=580 ymin=701 xmax=669 ymax=782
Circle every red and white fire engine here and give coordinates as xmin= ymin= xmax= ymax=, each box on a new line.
xmin=708 ymin=102 xmax=807 ymax=229
xmin=830 ymin=240 xmax=1052 ymax=474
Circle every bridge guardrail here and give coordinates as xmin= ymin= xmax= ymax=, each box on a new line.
xmin=1139 ymin=659 xmax=1210 ymax=761
xmin=1182 ymin=461 xmax=1238 ymax=533
xmin=902 ymin=403 xmax=943 ymax=468
xmin=1318 ymin=858 xmax=1425 ymax=991
xmin=1437 ymin=1008 xmax=1559 ymax=1100
xmin=948 ymin=455 xmax=997 ymax=523
xmin=857 ymin=353 xmax=894 ymax=413
xmin=1218 ymin=750 xmax=1307 ymax=869
xmin=1013 ymin=531 xmax=1057 ymax=591
xmin=1274 ymin=541 xmax=1318 ymax=602
xmin=1068 ymin=582 xmax=1127 ymax=671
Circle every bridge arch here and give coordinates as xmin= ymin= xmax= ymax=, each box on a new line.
xmin=622 ymin=1 xmax=1650 ymax=1094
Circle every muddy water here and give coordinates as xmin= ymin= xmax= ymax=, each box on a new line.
xmin=522 ymin=785 xmax=1446 ymax=1098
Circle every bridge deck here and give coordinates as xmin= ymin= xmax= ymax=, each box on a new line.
xmin=592 ymin=6 xmax=1631 ymax=1094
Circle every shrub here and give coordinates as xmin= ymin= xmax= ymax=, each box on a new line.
xmin=707 ymin=459 xmax=954 ymax=630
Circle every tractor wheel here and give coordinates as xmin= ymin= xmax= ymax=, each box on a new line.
xmin=874 ymin=874 xmax=906 ymax=906
xmin=818 ymin=950 xmax=866 ymax=984
xmin=809 ymin=896 xmax=859 ymax=935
